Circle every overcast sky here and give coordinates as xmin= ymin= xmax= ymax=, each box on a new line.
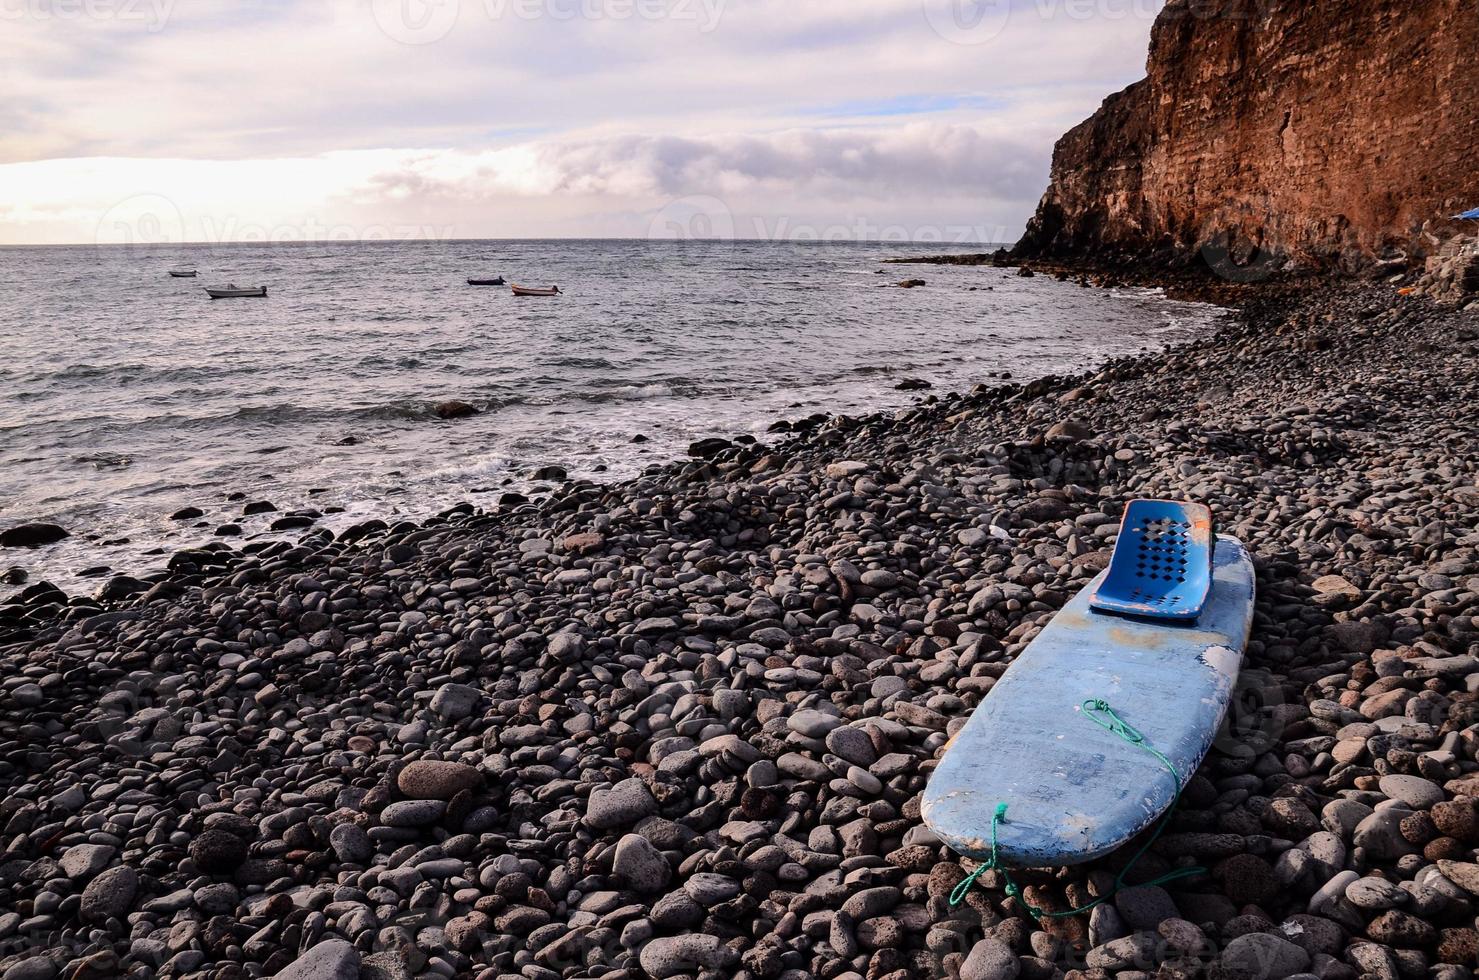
xmin=1 ymin=0 xmax=1167 ymax=245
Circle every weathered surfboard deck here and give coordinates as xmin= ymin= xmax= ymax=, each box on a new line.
xmin=922 ymin=535 xmax=1256 ymax=867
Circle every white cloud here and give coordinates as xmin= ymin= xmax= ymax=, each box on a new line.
xmin=0 ymin=0 xmax=1168 ymax=242
xmin=1 ymin=121 xmax=1057 ymax=243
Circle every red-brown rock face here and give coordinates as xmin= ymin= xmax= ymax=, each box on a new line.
xmin=1016 ymin=0 xmax=1479 ymax=272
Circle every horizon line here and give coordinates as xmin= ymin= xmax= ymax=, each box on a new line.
xmin=2 ymin=236 xmax=1018 ymax=249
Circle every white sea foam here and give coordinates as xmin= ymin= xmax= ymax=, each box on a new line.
xmin=0 ymin=238 xmax=1222 ymax=591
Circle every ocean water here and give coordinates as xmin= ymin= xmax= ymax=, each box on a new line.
xmin=0 ymin=239 xmax=1223 ymax=592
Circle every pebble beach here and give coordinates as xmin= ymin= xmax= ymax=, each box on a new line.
xmin=2 ymin=279 xmax=1478 ymax=980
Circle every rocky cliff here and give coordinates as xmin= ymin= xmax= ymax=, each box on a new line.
xmin=1016 ymin=0 xmax=1479 ymax=272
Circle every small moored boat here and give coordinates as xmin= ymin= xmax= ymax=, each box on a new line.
xmin=205 ymin=284 xmax=268 ymax=299
xmin=510 ymin=284 xmax=561 ymax=297
xmin=467 ymin=277 xmax=506 ymax=286
xmin=169 ymin=270 xmax=198 ymax=278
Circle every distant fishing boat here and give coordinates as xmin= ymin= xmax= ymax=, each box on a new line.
xmin=169 ymin=270 xmax=197 ymax=278
xmin=511 ymin=284 xmax=561 ymax=297
xmin=467 ymin=277 xmax=506 ymax=286
xmin=205 ymin=284 xmax=268 ymax=299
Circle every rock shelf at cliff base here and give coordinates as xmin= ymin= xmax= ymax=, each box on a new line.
xmin=1 ymin=279 xmax=1478 ymax=979
xmin=1014 ymin=0 xmax=1479 ymax=273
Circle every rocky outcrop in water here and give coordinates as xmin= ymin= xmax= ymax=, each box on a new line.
xmin=1016 ymin=0 xmax=1479 ymax=273
xmin=0 ymin=523 xmax=69 ymax=549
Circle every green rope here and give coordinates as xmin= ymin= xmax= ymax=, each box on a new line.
xmin=947 ymin=698 xmax=1205 ymax=919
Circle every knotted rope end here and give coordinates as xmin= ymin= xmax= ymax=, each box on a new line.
xmin=946 ymin=698 xmax=1194 ymax=921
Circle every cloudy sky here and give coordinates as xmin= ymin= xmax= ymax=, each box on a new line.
xmin=2 ymin=0 xmax=1167 ymax=245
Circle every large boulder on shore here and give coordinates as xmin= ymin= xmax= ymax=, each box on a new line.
xmin=1043 ymin=418 xmax=1093 ymax=443
xmin=79 ymin=865 xmax=137 ymax=922
xmin=688 ymin=437 xmax=733 ymax=458
xmin=96 ymin=575 xmax=150 ymax=601
xmin=638 ymin=935 xmax=737 ymax=976
xmin=1219 ymin=932 xmax=1310 ymax=978
xmin=584 ymin=777 xmax=658 ymax=830
xmin=0 ymin=523 xmax=68 ymax=548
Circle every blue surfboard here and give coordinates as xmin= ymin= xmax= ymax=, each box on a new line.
xmin=922 ymin=534 xmax=1255 ymax=867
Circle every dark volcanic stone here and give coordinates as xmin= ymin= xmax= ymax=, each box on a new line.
xmin=1263 ymin=798 xmax=1321 ymax=838
xmin=1438 ymin=927 xmax=1479 ymax=965
xmin=688 ymin=437 xmax=733 ymax=459
xmin=397 ymin=760 xmax=482 ymax=800
xmin=1430 ymin=800 xmax=1479 ymax=844
xmin=1365 ymin=909 xmax=1437 ymax=948
xmin=0 ymin=523 xmax=69 ymax=548
xmin=434 ymin=400 xmax=479 ymax=419
xmin=1214 ymin=853 xmax=1277 ymax=907
xmin=1279 ymin=914 xmax=1345 ymax=957
xmin=96 ymin=575 xmax=149 ymax=600
xmin=1219 ymin=932 xmax=1309 ymax=978
xmin=79 ymin=865 xmax=137 ymax=922
xmin=190 ymin=829 xmax=248 ymax=873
